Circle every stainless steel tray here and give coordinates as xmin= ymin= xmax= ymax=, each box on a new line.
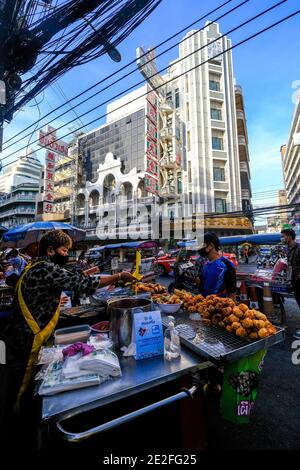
xmin=162 ymin=311 xmax=285 ymax=364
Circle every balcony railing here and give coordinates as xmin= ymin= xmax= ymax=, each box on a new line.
xmin=0 ymin=194 xmax=37 ymax=206
xmin=0 ymin=207 xmax=36 ymax=217
xmin=238 ymin=135 xmax=247 ymax=146
xmin=236 ymin=110 xmax=245 ymax=120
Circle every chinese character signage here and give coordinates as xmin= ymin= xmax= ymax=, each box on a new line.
xmin=145 ymin=87 xmax=159 ymax=195
xmin=44 ymin=150 xmax=55 ymax=203
xmin=38 ymin=126 xmax=68 ymax=156
xmin=145 ymin=174 xmax=158 ymax=194
xmin=44 ymin=202 xmax=54 ymax=213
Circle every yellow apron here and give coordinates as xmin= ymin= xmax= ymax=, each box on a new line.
xmin=15 ymin=262 xmax=60 ymax=405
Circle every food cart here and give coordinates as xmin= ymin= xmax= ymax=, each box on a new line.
xmin=36 ymin=275 xmax=285 ymax=452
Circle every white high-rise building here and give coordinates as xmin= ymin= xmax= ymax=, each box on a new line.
xmin=167 ymin=22 xmax=242 ymax=214
xmin=0 ymin=153 xmax=42 ymax=194
xmin=282 ymin=96 xmax=300 ymax=205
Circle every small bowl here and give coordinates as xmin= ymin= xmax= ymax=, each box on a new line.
xmin=90 ymin=321 xmax=110 ymax=334
xmin=156 ymin=302 xmax=182 ymax=314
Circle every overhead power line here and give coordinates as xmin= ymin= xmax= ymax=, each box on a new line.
xmin=0 ymin=0 xmax=291 ymax=165
xmin=1 ymin=0 xmax=241 ymax=150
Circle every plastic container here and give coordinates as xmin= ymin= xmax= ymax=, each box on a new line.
xmin=164 ymin=315 xmax=181 ymax=361
xmin=54 ymin=324 xmax=91 ymax=345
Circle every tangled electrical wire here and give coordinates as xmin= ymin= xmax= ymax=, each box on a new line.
xmin=3 ymin=0 xmax=162 ymax=122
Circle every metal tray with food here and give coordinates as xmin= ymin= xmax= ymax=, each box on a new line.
xmin=161 ymin=311 xmax=285 ymax=365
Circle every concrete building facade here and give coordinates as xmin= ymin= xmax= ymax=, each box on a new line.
xmin=282 ymin=97 xmax=300 ymax=205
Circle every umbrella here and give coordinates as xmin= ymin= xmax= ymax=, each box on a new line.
xmin=1 ymin=221 xmax=86 ymax=248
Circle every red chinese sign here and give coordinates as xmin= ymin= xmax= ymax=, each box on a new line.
xmin=145 ymin=174 xmax=158 ymax=194
xmin=146 ymin=157 xmax=158 ymax=177
xmin=145 ymin=87 xmax=159 ymax=195
xmin=44 ymin=202 xmax=54 ymax=213
xmin=38 ymin=128 xmax=68 ymax=156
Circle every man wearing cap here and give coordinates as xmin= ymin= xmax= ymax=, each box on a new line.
xmin=197 ymin=232 xmax=236 ymax=300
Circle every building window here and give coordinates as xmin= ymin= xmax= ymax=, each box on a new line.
xmin=175 ymin=88 xmax=180 ymax=108
xmin=215 ymin=198 xmax=227 ymax=213
xmin=211 ymin=108 xmax=221 ymax=120
xmin=212 ymin=136 xmax=223 ymax=150
xmin=186 ymin=102 xmax=190 ymax=122
xmin=187 ymin=131 xmax=191 ymax=152
xmin=177 ymin=172 xmax=182 ymax=194
xmin=188 ymin=161 xmax=192 ymax=182
xmin=168 ymin=209 xmax=175 ymax=220
xmin=185 ymin=75 xmax=189 ymax=93
xmin=213 ymin=167 xmax=225 ymax=181
xmin=166 ymin=91 xmax=172 ymax=102
xmin=209 ymin=80 xmax=220 ymax=91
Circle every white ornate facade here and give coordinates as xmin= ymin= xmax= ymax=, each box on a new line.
xmin=75 ymin=153 xmax=156 ymax=239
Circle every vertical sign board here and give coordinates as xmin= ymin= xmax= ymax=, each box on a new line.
xmin=145 ymin=86 xmax=159 ymax=194
xmin=136 ymin=47 xmax=164 ymax=196
xmin=38 ymin=126 xmax=68 ymax=214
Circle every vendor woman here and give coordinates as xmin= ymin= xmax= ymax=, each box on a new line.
xmin=0 ymin=230 xmax=135 ymax=446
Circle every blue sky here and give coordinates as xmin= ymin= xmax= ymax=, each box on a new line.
xmin=1 ymin=0 xmax=300 ymax=213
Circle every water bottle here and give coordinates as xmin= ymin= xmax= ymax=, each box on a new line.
xmin=164 ymin=315 xmax=181 ymax=361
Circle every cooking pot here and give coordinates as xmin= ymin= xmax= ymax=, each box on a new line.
xmin=108 ymin=297 xmax=152 ymax=350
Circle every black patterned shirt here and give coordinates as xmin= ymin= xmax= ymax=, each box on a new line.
xmin=1 ymin=257 xmax=100 ymax=364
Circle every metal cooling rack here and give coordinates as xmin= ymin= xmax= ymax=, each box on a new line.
xmin=162 ymin=310 xmax=285 ymax=364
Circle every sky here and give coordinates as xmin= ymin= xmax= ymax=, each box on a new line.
xmin=1 ymin=0 xmax=300 ymax=220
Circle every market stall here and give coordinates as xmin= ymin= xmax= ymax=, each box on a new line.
xmin=35 ymin=279 xmax=285 ymax=451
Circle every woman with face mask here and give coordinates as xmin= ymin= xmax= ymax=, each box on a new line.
xmin=0 ymin=230 xmax=135 ymax=443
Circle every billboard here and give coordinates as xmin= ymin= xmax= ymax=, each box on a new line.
xmin=136 ymin=47 xmax=165 ymax=95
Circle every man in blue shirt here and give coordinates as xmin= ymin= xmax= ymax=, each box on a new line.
xmin=197 ymin=232 xmax=236 ymax=300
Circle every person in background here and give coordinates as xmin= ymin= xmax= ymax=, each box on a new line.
xmin=197 ymin=232 xmax=236 ymax=300
xmin=20 ymin=242 xmax=39 ymax=262
xmin=0 ymin=230 xmax=136 ymax=448
xmin=157 ymin=247 xmax=165 ymax=257
xmin=281 ymin=228 xmax=300 ymax=339
xmin=4 ymin=248 xmax=27 ymax=288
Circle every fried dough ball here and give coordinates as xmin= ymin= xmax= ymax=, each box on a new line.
xmin=214 ymin=314 xmax=222 ymax=322
xmin=231 ymin=321 xmax=241 ymax=330
xmin=226 ymin=325 xmax=234 ymax=333
xmin=238 ymin=303 xmax=249 ymax=313
xmin=224 ymin=316 xmax=232 ymax=325
xmin=254 ymin=311 xmax=267 ymax=321
xmin=233 ymin=306 xmax=244 ymax=318
xmin=236 ymin=327 xmax=247 ymax=338
xmin=244 ymin=310 xmax=255 ymax=319
xmin=258 ymin=327 xmax=269 ymax=338
xmin=222 ymin=307 xmax=233 ymax=317
xmin=242 ymin=318 xmax=254 ymax=329
xmin=249 ymin=332 xmax=258 ymax=340
xmin=218 ymin=321 xmax=225 ymax=328
xmin=254 ymin=320 xmax=266 ymax=329
xmin=202 ymin=319 xmax=212 ymax=326
xmin=228 ymin=314 xmax=239 ymax=324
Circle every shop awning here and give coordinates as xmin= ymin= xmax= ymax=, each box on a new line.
xmin=177 ymin=233 xmax=283 ymax=248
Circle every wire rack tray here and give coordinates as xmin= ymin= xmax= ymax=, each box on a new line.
xmin=162 ymin=311 xmax=285 ymax=365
